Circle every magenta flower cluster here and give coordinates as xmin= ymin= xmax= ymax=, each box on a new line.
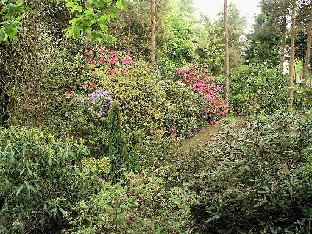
xmin=85 ymin=47 xmax=133 ymax=77
xmin=176 ymin=64 xmax=229 ymax=125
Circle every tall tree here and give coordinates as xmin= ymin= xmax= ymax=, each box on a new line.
xmin=303 ymin=4 xmax=312 ymax=81
xmin=224 ymin=0 xmax=230 ymax=102
xmin=279 ymin=2 xmax=288 ymax=73
xmin=289 ymin=0 xmax=297 ymax=109
xmin=151 ymin=0 xmax=157 ymax=64
xmin=262 ymin=0 xmax=289 ymax=72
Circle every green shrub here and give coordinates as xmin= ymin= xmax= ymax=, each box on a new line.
xmin=99 ymin=59 xmax=207 ymax=139
xmin=62 ymin=89 xmax=113 ymax=157
xmin=108 ymin=102 xmax=128 ymax=183
xmin=230 ymin=64 xmax=288 ymax=115
xmin=182 ymin=112 xmax=312 ymax=233
xmin=0 ymin=126 xmax=95 ymax=233
xmin=66 ymin=167 xmax=196 ymax=234
xmin=294 ymin=80 xmax=312 ymax=111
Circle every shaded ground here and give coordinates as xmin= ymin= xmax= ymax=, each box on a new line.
xmin=180 ymin=123 xmax=221 ymax=152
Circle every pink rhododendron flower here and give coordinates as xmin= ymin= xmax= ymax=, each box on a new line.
xmin=86 ymin=57 xmax=92 ymax=62
xmin=91 ymin=61 xmax=97 ymax=66
xmin=216 ymin=85 xmax=222 ymax=92
xmin=122 ymin=55 xmax=133 ymax=64
xmin=110 ymin=57 xmax=118 ymax=65
xmin=172 ymin=132 xmax=177 ymax=138
xmin=121 ymin=68 xmax=127 ymax=74
xmin=177 ymin=65 xmax=229 ymax=124
xmin=169 ymin=128 xmax=173 ymax=132
xmin=90 ymin=83 xmax=96 ymax=89
xmin=110 ymin=69 xmax=116 ymax=75
xmin=100 ymin=57 xmax=106 ymax=64
xmin=210 ymin=119 xmax=216 ymax=125
xmin=98 ymin=49 xmax=104 ymax=53
xmin=109 ymin=51 xmax=117 ymax=57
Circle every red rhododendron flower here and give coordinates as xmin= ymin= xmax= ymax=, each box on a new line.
xmin=86 ymin=57 xmax=92 ymax=62
xmin=65 ymin=88 xmax=72 ymax=94
xmin=91 ymin=61 xmax=97 ymax=66
xmin=90 ymin=83 xmax=96 ymax=89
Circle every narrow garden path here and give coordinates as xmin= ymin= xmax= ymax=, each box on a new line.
xmin=180 ymin=123 xmax=222 ymax=152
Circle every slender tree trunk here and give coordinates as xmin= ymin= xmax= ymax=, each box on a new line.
xmin=224 ymin=0 xmax=230 ymax=102
xmin=289 ymin=0 xmax=296 ymax=109
xmin=280 ymin=15 xmax=287 ymax=73
xmin=151 ymin=0 xmax=157 ymax=64
xmin=303 ymin=7 xmax=312 ymax=82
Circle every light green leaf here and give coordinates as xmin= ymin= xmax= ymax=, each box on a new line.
xmin=116 ymin=0 xmax=125 ymax=10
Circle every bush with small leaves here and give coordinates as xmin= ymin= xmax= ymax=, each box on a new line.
xmin=185 ymin=112 xmax=312 ymax=233
xmin=66 ymin=167 xmax=196 ymax=234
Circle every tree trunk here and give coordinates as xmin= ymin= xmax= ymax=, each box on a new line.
xmin=224 ymin=0 xmax=230 ymax=102
xmin=289 ymin=0 xmax=296 ymax=109
xmin=280 ymin=15 xmax=287 ymax=73
xmin=151 ymin=0 xmax=157 ymax=64
xmin=303 ymin=7 xmax=312 ymax=82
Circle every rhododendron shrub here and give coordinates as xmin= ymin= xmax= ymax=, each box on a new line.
xmin=176 ymin=64 xmax=229 ymax=124
xmin=63 ymin=89 xmax=114 ymax=157
xmin=52 ymin=41 xmax=210 ymax=145
xmin=77 ymin=46 xmax=206 ymax=138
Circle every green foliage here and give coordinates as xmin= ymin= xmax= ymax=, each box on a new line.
xmin=184 ymin=112 xmax=312 ymax=233
xmin=62 ymin=89 xmax=113 ymax=158
xmin=0 ymin=0 xmax=26 ymax=41
xmin=66 ymin=168 xmax=196 ymax=234
xmin=81 ymin=156 xmax=110 ymax=177
xmin=293 ymin=78 xmax=312 ymax=111
xmin=64 ymin=0 xmax=124 ymax=42
xmin=108 ymin=102 xmax=127 ymax=184
xmin=195 ymin=18 xmax=224 ymax=75
xmin=0 ymin=126 xmax=94 ymax=233
xmin=230 ymin=64 xmax=288 ymax=115
xmin=157 ymin=0 xmax=198 ymax=78
xmin=100 ymin=64 xmax=207 ymax=139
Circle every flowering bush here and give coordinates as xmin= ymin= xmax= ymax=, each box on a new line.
xmin=176 ymin=64 xmax=229 ymax=124
xmin=63 ymin=89 xmax=113 ymax=157
xmin=49 ymin=41 xmax=223 ymax=145
xmin=86 ymin=89 xmax=113 ymax=118
xmin=77 ymin=45 xmax=207 ymax=139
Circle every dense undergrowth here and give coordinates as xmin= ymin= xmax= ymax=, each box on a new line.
xmin=0 ymin=17 xmax=312 ymax=234
xmin=1 ymin=110 xmax=311 ymax=233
